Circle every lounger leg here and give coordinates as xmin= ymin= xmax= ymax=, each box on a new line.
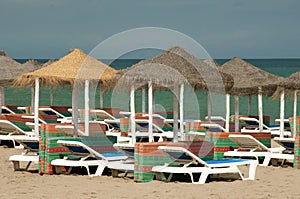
xmin=247 ymin=161 xmax=258 ymax=180
xmin=111 ymin=169 xmax=119 ymax=177
xmin=262 ymin=155 xmax=271 ymax=166
xmin=92 ymin=164 xmax=106 ymax=176
xmin=25 ymin=161 xmax=32 ymax=171
xmin=197 ymin=171 xmax=209 ymax=184
xmin=154 ymin=172 xmax=163 ymax=181
xmin=12 ymin=161 xmax=20 ymax=171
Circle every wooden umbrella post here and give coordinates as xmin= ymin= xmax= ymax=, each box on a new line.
xmin=179 ymin=83 xmax=184 ymax=141
xmin=258 ymin=87 xmax=263 ymax=132
xmin=173 ymin=83 xmax=179 ymax=143
xmin=130 ymin=85 xmax=136 ymax=144
xmin=279 ymin=90 xmax=285 ymax=138
xmin=234 ymin=95 xmax=239 ymax=132
xmin=148 ymin=81 xmax=154 ymax=142
xmin=34 ymin=78 xmax=40 ymax=137
xmin=225 ymin=94 xmax=230 ymax=132
xmin=84 ymin=80 xmax=89 ymax=136
xmin=294 ymin=90 xmax=298 ymax=137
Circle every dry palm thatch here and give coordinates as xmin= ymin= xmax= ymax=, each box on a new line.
xmin=0 ymin=52 xmax=38 ymax=87
xmin=111 ymin=46 xmax=234 ymax=93
xmin=203 ymin=58 xmax=220 ymax=67
xmin=219 ymin=57 xmax=284 ymax=96
xmin=13 ymin=49 xmax=117 ymax=88
xmin=23 ymin=59 xmax=43 ymax=70
xmin=43 ymin=59 xmax=56 ymax=66
xmin=272 ymin=70 xmax=300 ymax=98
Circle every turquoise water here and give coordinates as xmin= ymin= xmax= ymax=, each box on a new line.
xmin=8 ymin=58 xmax=300 ymax=125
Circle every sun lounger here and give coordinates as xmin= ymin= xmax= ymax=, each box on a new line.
xmin=51 ymin=140 xmax=134 ymax=177
xmin=224 ymin=134 xmax=294 ymax=166
xmin=152 ymin=146 xmax=258 ymax=184
xmin=9 ymin=136 xmax=39 ymax=171
xmin=113 ymin=143 xmax=135 ymax=159
xmin=1 ymin=105 xmax=25 ymax=114
xmin=273 ymin=137 xmax=294 ymax=154
xmin=0 ymin=114 xmax=57 ymax=148
xmin=200 ymin=123 xmax=226 ymax=132
xmin=239 ymin=117 xmax=291 ymax=136
xmin=55 ymin=121 xmax=110 ymax=136
xmin=38 ymin=106 xmax=72 ymax=123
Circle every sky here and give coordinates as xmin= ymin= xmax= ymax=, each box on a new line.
xmin=0 ymin=0 xmax=300 ymax=59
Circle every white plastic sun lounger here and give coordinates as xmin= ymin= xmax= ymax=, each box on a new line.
xmin=152 ymin=146 xmax=258 ymax=184
xmin=239 ymin=117 xmax=291 ymax=136
xmin=224 ymin=134 xmax=294 ymax=166
xmin=9 ymin=136 xmax=39 ymax=171
xmin=51 ymin=140 xmax=134 ymax=177
xmin=0 ymin=119 xmax=36 ymax=148
xmin=200 ymin=123 xmax=226 ymax=132
xmin=273 ymin=137 xmax=294 ymax=154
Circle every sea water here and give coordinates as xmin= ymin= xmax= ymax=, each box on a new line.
xmin=8 ymin=58 xmax=300 ymax=125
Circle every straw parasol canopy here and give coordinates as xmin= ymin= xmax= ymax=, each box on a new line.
xmin=203 ymin=58 xmax=220 ymax=67
xmin=0 ymin=51 xmax=40 ymax=87
xmin=43 ymin=59 xmax=56 ymax=66
xmin=219 ymin=57 xmax=285 ymax=96
xmin=23 ymin=59 xmax=43 ymax=71
xmin=13 ymin=48 xmax=117 ymax=88
xmin=111 ymin=46 xmax=234 ymax=92
xmin=272 ymin=70 xmax=300 ymax=98
xmin=279 ymin=71 xmax=300 ymax=90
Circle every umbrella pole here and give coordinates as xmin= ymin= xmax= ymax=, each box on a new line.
xmin=234 ymin=95 xmax=239 ymax=132
xmin=84 ymin=80 xmax=90 ymax=136
xmin=34 ymin=78 xmax=39 ymax=137
xmin=225 ymin=94 xmax=230 ymax=132
xmin=148 ymin=81 xmax=153 ymax=142
xmin=207 ymin=91 xmax=211 ymax=121
xmin=72 ymin=82 xmax=79 ymax=136
xmin=0 ymin=86 xmax=4 ymax=114
xmin=248 ymin=95 xmax=251 ymax=116
xmin=294 ymin=90 xmax=298 ymax=138
xmin=130 ymin=85 xmax=136 ymax=144
xmin=280 ymin=90 xmax=285 ymax=138
xmin=99 ymin=84 xmax=104 ymax=108
xmin=142 ymin=87 xmax=146 ymax=115
xmin=179 ymin=83 xmax=184 ymax=141
xmin=173 ymin=84 xmax=179 ymax=143
xmin=31 ymin=85 xmax=34 ymax=114
xmin=50 ymin=86 xmax=54 ymax=106
xmin=258 ymin=87 xmax=263 ymax=132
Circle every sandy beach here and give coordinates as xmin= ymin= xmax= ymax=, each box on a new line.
xmin=0 ymin=146 xmax=299 ymax=199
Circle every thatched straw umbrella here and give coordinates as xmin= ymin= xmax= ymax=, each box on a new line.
xmin=13 ymin=48 xmax=117 ymax=136
xmin=203 ymin=58 xmax=220 ymax=67
xmin=22 ymin=60 xmax=44 ymax=106
xmin=23 ymin=59 xmax=43 ymax=70
xmin=111 ymin=46 xmax=234 ymax=143
xmin=220 ymin=57 xmax=285 ymax=132
xmin=273 ymin=70 xmax=300 ymax=137
xmin=43 ymin=59 xmax=56 ymax=67
xmin=0 ymin=51 xmax=42 ymax=112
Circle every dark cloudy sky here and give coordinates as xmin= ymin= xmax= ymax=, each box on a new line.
xmin=1 ymin=0 xmax=299 ymax=59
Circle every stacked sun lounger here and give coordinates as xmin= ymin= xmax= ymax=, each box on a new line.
xmin=134 ymin=141 xmax=214 ymax=182
xmin=205 ymin=132 xmax=271 ymax=160
xmin=51 ymin=123 xmax=130 ymax=176
xmin=290 ymin=117 xmax=300 ymax=169
xmin=39 ymin=123 xmax=74 ymax=174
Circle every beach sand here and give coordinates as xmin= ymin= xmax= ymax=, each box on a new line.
xmin=1 ymin=146 xmax=300 ymax=199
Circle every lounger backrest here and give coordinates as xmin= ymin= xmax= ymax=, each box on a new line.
xmin=79 ymin=123 xmax=117 ymax=154
xmin=228 ymin=134 xmax=269 ymax=151
xmin=158 ymin=146 xmax=208 ymax=167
